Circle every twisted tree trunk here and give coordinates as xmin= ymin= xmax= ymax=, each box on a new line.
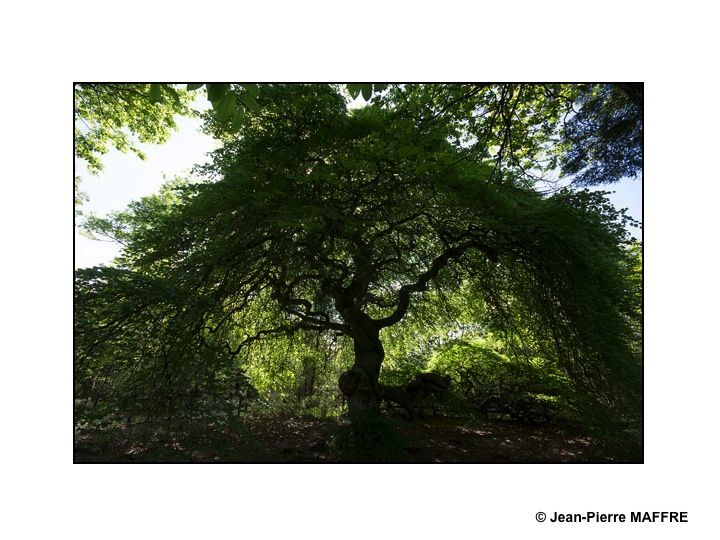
xmin=338 ymin=324 xmax=384 ymax=416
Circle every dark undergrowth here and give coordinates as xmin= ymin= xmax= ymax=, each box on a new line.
xmin=74 ymin=409 xmax=641 ymax=463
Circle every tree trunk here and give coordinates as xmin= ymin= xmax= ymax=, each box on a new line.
xmin=338 ymin=326 xmax=384 ymax=416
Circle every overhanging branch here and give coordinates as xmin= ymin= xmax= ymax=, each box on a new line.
xmin=374 ymin=241 xmax=475 ymax=328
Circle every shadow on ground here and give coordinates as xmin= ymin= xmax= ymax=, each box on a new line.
xmin=74 ymin=412 xmax=641 ymax=463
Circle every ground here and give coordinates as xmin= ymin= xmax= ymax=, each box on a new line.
xmin=74 ymin=412 xmax=641 ymax=463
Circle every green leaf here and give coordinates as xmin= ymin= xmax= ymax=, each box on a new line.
xmin=239 ymin=92 xmax=260 ymax=113
xmin=207 ymin=83 xmax=231 ymax=102
xmin=240 ymin=84 xmax=259 ymax=98
xmin=213 ymin=92 xmax=237 ymax=122
xmin=231 ymin=108 xmax=245 ymax=130
xmin=149 ymin=84 xmax=163 ymax=104
xmin=187 ymin=83 xmax=204 ymax=91
xmin=373 ymin=83 xmax=388 ymax=93
xmin=360 ymin=84 xmax=373 ymax=101
xmin=165 ymin=85 xmax=181 ymax=104
xmin=346 ymin=84 xmax=362 ymax=99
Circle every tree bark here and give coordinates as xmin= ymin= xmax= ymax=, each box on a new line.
xmin=333 ymin=240 xmax=471 ymax=417
xmin=338 ymin=325 xmax=384 ymax=416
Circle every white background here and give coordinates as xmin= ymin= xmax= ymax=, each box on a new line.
xmin=1 ymin=1 xmax=718 ymax=538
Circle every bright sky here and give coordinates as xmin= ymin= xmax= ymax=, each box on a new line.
xmin=591 ymin=176 xmax=643 ymax=238
xmin=74 ymin=99 xmax=642 ymax=269
xmin=74 ymin=112 xmax=218 ymax=268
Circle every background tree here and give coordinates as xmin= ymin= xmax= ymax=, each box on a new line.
xmin=74 ymin=83 xmax=194 ymax=174
xmin=380 ymin=83 xmax=642 ymax=187
xmin=74 ymin=83 xmax=194 ymax=217
xmin=77 ymin=84 xmax=641 ymax=418
xmin=558 ymin=83 xmax=643 ymax=185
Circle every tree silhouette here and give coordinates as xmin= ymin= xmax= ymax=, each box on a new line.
xmin=76 ymin=84 xmax=640 ymax=417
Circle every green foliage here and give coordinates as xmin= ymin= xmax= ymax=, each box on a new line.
xmin=623 ymin=240 xmax=643 ymax=321
xmin=380 ymin=83 xmax=641 ymax=186
xmin=148 ymin=83 xmax=163 ymax=103
xmin=427 ymin=336 xmax=574 ymax=419
xmin=346 ymin=83 xmax=387 ymax=101
xmin=206 ymin=83 xmax=231 ymax=102
xmin=75 ymin=83 xmax=641 ymax=428
xmin=74 ymin=83 xmax=194 ymax=174
xmin=74 ymin=176 xmax=88 ymax=216
xmin=560 ymin=84 xmax=642 ymax=185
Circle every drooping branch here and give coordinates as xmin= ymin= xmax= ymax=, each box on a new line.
xmin=225 ymin=324 xmax=303 ymax=358
xmin=284 ymin=305 xmax=348 ymax=332
xmin=266 ymin=269 xmax=349 ymax=333
xmin=418 ymin=84 xmax=492 ymax=130
xmin=374 ymin=241 xmax=476 ymax=328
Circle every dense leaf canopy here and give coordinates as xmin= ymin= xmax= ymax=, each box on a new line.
xmin=76 ymin=84 xmax=641 ymax=417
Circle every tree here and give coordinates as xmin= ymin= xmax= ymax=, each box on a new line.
xmin=74 ymin=83 xmax=195 ymax=217
xmin=559 ymin=83 xmax=643 ymax=185
xmin=74 ymin=83 xmax=194 ymax=174
xmin=76 ymin=84 xmax=640 ymax=418
xmin=381 ymin=83 xmax=642 ymax=187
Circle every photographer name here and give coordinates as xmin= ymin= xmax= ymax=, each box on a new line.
xmin=549 ymin=511 xmax=688 ymax=523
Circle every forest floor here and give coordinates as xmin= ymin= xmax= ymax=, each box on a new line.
xmin=74 ymin=412 xmax=642 ymax=463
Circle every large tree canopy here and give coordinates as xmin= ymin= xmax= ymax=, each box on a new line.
xmin=76 ymin=84 xmax=641 ymax=418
